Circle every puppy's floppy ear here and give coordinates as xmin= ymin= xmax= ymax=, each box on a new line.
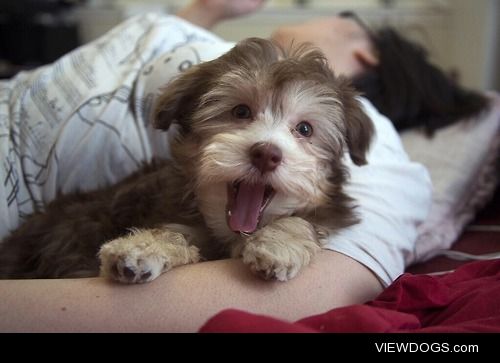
xmin=153 ymin=64 xmax=216 ymax=131
xmin=338 ymin=77 xmax=374 ymax=166
xmin=153 ymin=38 xmax=281 ymax=131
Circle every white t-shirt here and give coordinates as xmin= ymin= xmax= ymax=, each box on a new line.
xmin=0 ymin=13 xmax=227 ymax=233
xmin=330 ymin=99 xmax=432 ymax=285
xmin=0 ymin=13 xmax=432 ymax=286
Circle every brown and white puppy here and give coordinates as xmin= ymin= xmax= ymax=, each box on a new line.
xmin=0 ymin=38 xmax=373 ymax=283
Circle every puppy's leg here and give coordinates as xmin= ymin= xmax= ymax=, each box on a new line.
xmin=99 ymin=226 xmax=201 ymax=284
xmin=241 ymin=217 xmax=321 ymax=281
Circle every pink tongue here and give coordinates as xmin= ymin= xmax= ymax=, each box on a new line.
xmin=228 ymin=182 xmax=265 ymax=233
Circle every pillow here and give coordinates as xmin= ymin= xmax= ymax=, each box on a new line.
xmin=401 ymin=92 xmax=500 ymax=264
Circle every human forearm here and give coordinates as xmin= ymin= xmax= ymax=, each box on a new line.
xmin=0 ymin=251 xmax=381 ymax=332
xmin=176 ymin=1 xmax=221 ymax=29
xmin=176 ymin=0 xmax=265 ymax=29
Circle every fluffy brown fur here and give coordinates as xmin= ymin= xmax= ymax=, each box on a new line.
xmin=0 ymin=38 xmax=373 ymax=283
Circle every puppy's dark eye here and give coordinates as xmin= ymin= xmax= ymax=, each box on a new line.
xmin=295 ymin=121 xmax=313 ymax=137
xmin=232 ymin=104 xmax=252 ymax=119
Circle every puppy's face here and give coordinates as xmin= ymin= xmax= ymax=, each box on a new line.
xmin=154 ymin=38 xmax=373 ymax=240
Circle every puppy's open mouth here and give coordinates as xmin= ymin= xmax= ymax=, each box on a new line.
xmin=226 ymin=181 xmax=275 ymax=234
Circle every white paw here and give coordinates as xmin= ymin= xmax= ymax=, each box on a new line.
xmin=99 ymin=238 xmax=170 ymax=284
xmin=241 ymin=242 xmax=302 ymax=282
xmin=239 ymin=217 xmax=320 ymax=281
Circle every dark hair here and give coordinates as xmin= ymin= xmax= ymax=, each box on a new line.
xmin=352 ymin=27 xmax=490 ymax=135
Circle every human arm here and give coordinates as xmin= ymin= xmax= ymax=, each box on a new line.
xmin=0 ymin=250 xmax=382 ymax=332
xmin=176 ymin=0 xmax=266 ymax=29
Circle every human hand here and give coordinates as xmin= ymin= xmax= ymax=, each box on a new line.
xmin=178 ymin=0 xmax=266 ymax=29
xmin=203 ymin=0 xmax=266 ymax=19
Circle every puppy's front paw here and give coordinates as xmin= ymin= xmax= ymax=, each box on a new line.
xmin=98 ymin=229 xmax=200 ymax=284
xmin=242 ymin=241 xmax=302 ymax=281
xmin=240 ymin=217 xmax=320 ymax=281
xmin=99 ymin=239 xmax=168 ymax=284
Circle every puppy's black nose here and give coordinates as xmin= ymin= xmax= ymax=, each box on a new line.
xmin=249 ymin=142 xmax=282 ymax=174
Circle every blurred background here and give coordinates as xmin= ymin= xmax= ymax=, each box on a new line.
xmin=0 ymin=0 xmax=498 ymax=91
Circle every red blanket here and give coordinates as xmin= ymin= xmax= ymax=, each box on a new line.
xmin=200 ymin=259 xmax=500 ymax=333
